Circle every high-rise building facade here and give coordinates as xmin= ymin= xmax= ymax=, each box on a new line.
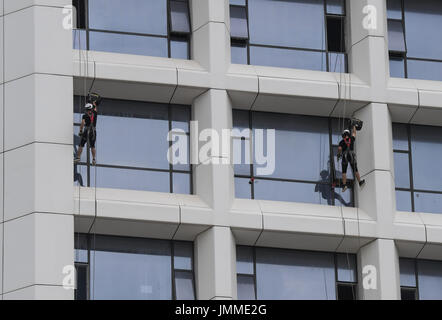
xmin=1 ymin=0 xmax=442 ymax=300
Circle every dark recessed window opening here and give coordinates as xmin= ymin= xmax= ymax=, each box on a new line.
xmin=327 ymin=16 xmax=345 ymax=53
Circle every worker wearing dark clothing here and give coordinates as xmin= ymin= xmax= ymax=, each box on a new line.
xmin=75 ymin=102 xmax=98 ymax=165
xmin=337 ymin=126 xmax=365 ymax=192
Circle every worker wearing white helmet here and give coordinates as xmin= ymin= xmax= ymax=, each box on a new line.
xmin=74 ymin=97 xmax=99 ymax=165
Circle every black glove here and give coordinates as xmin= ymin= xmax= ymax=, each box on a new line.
xmin=79 ymin=129 xmax=83 ymax=137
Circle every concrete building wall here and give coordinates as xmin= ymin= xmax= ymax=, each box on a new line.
xmin=2 ymin=0 xmax=442 ymax=299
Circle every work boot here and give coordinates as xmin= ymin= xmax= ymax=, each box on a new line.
xmin=92 ymin=158 xmax=96 ymax=166
xmin=74 ymin=157 xmax=80 ymax=163
xmin=342 ymin=185 xmax=348 ymax=192
xmin=359 ymin=179 xmax=366 ymax=187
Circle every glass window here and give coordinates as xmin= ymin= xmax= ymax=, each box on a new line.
xmin=389 ymin=56 xmax=405 ymax=78
xmin=400 ymin=258 xmax=416 ymax=287
xmin=237 ymin=247 xmax=357 ymax=300
xmin=396 ymin=190 xmax=412 ymax=212
xmin=230 ymin=6 xmax=249 ymax=40
xmin=73 ymin=97 xmax=192 ymax=194
xmin=248 ymin=0 xmax=325 ymax=50
xmin=392 ymin=123 xmax=409 ymax=151
xmin=388 ymin=20 xmax=406 ymax=52
xmin=170 ymin=0 xmax=191 ymax=34
xmin=394 ymin=153 xmax=410 ymax=189
xmin=89 ymin=31 xmax=169 ymax=57
xmin=237 ymin=275 xmax=256 ymax=300
xmin=403 ymin=0 xmax=442 ymax=61
xmin=231 ymin=42 xmax=248 ymax=64
xmin=329 ymin=52 xmax=346 ymax=73
xmin=235 ymin=177 xmax=253 ymax=199
xmin=414 ymin=192 xmax=442 ymax=214
xmin=417 ymin=260 xmax=442 ymax=300
xmin=411 ymin=125 xmax=442 ymax=192
xmin=75 ymin=0 xmax=190 ymax=59
xmin=326 ymin=0 xmax=345 ymax=15
xmin=89 ymin=0 xmax=167 ymax=35
xmin=387 ymin=0 xmax=403 ymax=20
xmin=76 ymin=234 xmax=195 ymax=300
xmin=407 ymin=59 xmax=442 ymax=82
xmin=250 ymin=45 xmax=327 ymax=71
xmin=255 ymin=248 xmax=336 ymax=300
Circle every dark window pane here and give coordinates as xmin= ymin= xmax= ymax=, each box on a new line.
xmin=417 ymin=260 xmax=442 ymax=299
xmin=389 ymin=56 xmax=405 ymax=78
xmin=255 ymin=248 xmax=336 ymax=300
xmin=237 ymin=246 xmax=254 ymax=275
xmin=171 ymin=38 xmax=189 ymax=59
xmin=231 ymin=42 xmax=248 ymax=64
xmin=237 ymin=275 xmax=256 ymax=300
xmin=414 ymin=192 xmax=442 ymax=214
xmin=235 ymin=177 xmax=252 ymax=199
xmin=337 ymin=253 xmax=357 ymax=283
xmin=328 ymin=52 xmax=346 ymax=73
xmin=173 ymin=173 xmax=191 ymax=195
xmin=326 ymin=0 xmax=345 ymax=15
xmin=170 ymin=0 xmax=191 ymax=34
xmin=73 ymin=29 xmax=87 ymax=50
xmin=90 ymin=236 xmax=172 ymax=300
xmin=396 ymin=190 xmax=412 ymax=212
xmin=387 ymin=0 xmax=403 ymax=20
xmin=175 ymin=271 xmax=195 ymax=300
xmin=401 ymin=288 xmax=417 ymax=300
xmin=404 ymin=0 xmax=442 ymax=60
xmin=73 ymin=0 xmax=87 ymax=29
xmin=250 ymin=45 xmax=327 ymax=71
xmin=91 ymin=167 xmax=170 ymax=192
xmin=248 ymin=0 xmax=326 ymax=50
xmin=394 ymin=152 xmax=410 ymax=189
xmin=230 ymin=6 xmax=249 ymax=39
xmin=399 ymin=258 xmax=416 ymax=287
xmin=89 ymin=31 xmax=168 ymax=57
xmin=254 ymin=180 xmax=330 ymax=205
xmin=75 ymin=234 xmax=88 ymax=263
xmin=388 ymin=20 xmax=406 ymax=52
xmin=75 ymin=264 xmax=88 ymax=300
xmin=89 ymin=0 xmax=167 ymax=35
xmin=337 ymin=284 xmax=356 ymax=300
xmin=327 ymin=17 xmax=345 ymax=52
xmin=171 ymin=105 xmax=190 ymax=133
xmin=392 ymin=123 xmax=408 ymax=151
xmin=411 ymin=125 xmax=442 ymax=192
xmin=407 ymin=59 xmax=442 ymax=82
xmin=174 ymin=242 xmax=193 ymax=270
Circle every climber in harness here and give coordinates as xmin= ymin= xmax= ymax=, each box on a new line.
xmin=337 ymin=121 xmax=365 ymax=192
xmin=74 ymin=93 xmax=101 ymax=165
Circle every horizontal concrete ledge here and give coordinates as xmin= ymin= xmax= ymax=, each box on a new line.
xmin=73 ymin=50 xmax=210 ymax=105
xmin=394 ymin=211 xmax=442 ymax=260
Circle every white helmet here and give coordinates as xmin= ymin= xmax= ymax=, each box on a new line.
xmin=85 ymin=103 xmax=94 ymax=111
xmin=342 ymin=129 xmax=351 ymax=138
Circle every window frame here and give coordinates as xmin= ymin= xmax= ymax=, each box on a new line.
xmin=229 ymin=0 xmax=348 ymax=73
xmin=74 ymin=96 xmax=193 ymax=194
xmin=236 ymin=246 xmax=358 ymax=300
xmin=393 ymin=123 xmax=442 ymax=213
xmin=74 ymin=233 xmax=197 ymax=300
xmin=73 ymin=0 xmax=191 ymax=59
xmin=233 ymin=110 xmax=355 ymax=207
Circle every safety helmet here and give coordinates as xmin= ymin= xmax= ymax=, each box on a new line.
xmin=342 ymin=129 xmax=351 ymax=138
xmin=85 ymin=103 xmax=94 ymax=111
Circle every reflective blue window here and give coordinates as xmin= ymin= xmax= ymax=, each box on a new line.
xmin=73 ymin=0 xmax=191 ymax=59
xmin=400 ymin=258 xmax=442 ymax=300
xmin=392 ymin=123 xmax=442 ymax=214
xmin=387 ymin=0 xmax=442 ymax=80
xmin=236 ymin=247 xmax=357 ymax=300
xmin=234 ymin=110 xmax=354 ymax=207
xmin=73 ymin=97 xmax=192 ymax=194
xmin=75 ymin=234 xmax=195 ymax=300
xmin=229 ymin=0 xmax=347 ymax=72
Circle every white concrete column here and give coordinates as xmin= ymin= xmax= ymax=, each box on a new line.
xmin=2 ymin=0 xmax=74 ymax=299
xmin=348 ymin=0 xmax=389 ymax=101
xmin=358 ymin=239 xmax=401 ymax=300
xmin=194 ymin=226 xmax=237 ymax=300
